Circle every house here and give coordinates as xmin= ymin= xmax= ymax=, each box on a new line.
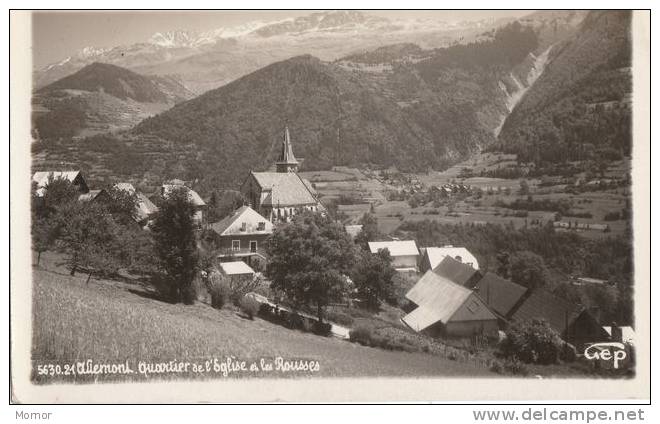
xmin=473 ymin=272 xmax=528 ymax=321
xmin=432 ymin=256 xmax=482 ymax=289
xmin=368 ymin=240 xmax=419 ymax=271
xmin=344 ymin=224 xmax=363 ymax=240
xmin=419 ymin=245 xmax=479 ymax=273
xmin=77 ymin=189 xmax=111 ymax=204
xmin=603 ymin=325 xmax=635 ymax=346
xmin=241 ymin=127 xmax=324 ymax=223
xmin=209 ymin=205 xmax=273 ymax=268
xmin=402 ymin=270 xmax=498 ymax=337
xmin=32 ymin=170 xmax=89 ymax=196
xmin=219 ymin=261 xmax=256 ymax=278
xmin=114 ymin=183 xmax=159 ymax=227
xmin=161 ymin=180 xmax=206 ymax=227
xmin=510 ymin=289 xmax=609 ymax=350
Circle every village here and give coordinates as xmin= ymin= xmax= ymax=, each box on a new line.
xmin=29 ymin=125 xmax=636 ymax=380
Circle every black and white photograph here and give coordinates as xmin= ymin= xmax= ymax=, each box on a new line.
xmin=8 ymin=6 xmax=651 ymax=407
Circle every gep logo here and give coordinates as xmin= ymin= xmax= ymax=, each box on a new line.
xmin=583 ymin=342 xmax=627 ymax=369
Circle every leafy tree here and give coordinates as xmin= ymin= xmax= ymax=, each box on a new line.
xmin=351 ymin=249 xmax=397 ymax=310
xmin=509 ymin=250 xmax=550 ymax=290
xmin=34 ymin=176 xmax=79 ymax=219
xmin=105 ymin=186 xmax=139 ymax=226
xmin=206 ymin=190 xmax=245 ymax=223
xmin=151 ymin=186 xmax=200 ymax=304
xmin=31 ymin=216 xmax=57 ymax=266
xmin=56 ymin=201 xmax=122 ymax=283
xmin=354 ymin=213 xmax=380 ymax=251
xmin=499 ymin=319 xmax=566 ymax=364
xmin=266 ymin=212 xmax=356 ymax=321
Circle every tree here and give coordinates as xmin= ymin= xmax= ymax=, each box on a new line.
xmin=151 ymin=186 xmax=200 ymax=304
xmin=509 ymin=250 xmax=550 ymax=290
xmin=354 ymin=213 xmax=380 ymax=251
xmin=499 ymin=318 xmax=565 ymax=364
xmin=34 ymin=176 xmax=79 ymax=219
xmin=351 ymin=249 xmax=396 ymax=310
xmin=105 ymin=186 xmax=139 ymax=226
xmin=32 ymin=216 xmax=57 ymax=266
xmin=519 ymin=179 xmax=530 ymax=195
xmin=206 ymin=190 xmax=245 ymax=223
xmin=266 ymin=212 xmax=356 ymax=321
xmin=56 ymin=201 xmax=122 ymax=283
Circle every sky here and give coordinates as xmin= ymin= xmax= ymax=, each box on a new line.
xmin=32 ymin=10 xmax=531 ymax=68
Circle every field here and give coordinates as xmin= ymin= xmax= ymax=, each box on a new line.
xmin=300 ymin=155 xmax=631 ymax=239
xmin=31 ymin=252 xmax=497 ymax=384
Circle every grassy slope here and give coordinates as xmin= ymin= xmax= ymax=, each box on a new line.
xmin=31 ymin=252 xmax=492 ymax=383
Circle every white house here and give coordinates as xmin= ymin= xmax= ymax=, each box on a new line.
xmin=419 ymin=245 xmax=479 ymax=272
xmin=368 ymin=240 xmax=419 ymax=271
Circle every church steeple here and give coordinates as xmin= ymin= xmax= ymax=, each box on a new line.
xmin=275 ymin=126 xmax=299 ymax=173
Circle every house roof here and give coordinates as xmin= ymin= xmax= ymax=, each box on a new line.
xmin=33 ymin=171 xmax=82 ymax=187
xmin=114 ymin=182 xmax=136 ymax=194
xmin=219 ymin=261 xmax=255 ymax=276
xmin=344 ymin=224 xmax=363 ymax=239
xmin=602 ymin=326 xmax=635 ymax=345
xmin=162 ymin=184 xmax=206 ymax=207
xmin=402 ymin=270 xmax=496 ymax=331
xmin=510 ymin=290 xmax=582 ymax=335
xmin=136 ymin=193 xmax=159 ymax=221
xmin=251 ymin=172 xmax=319 ymax=207
xmin=115 ymin=183 xmax=158 ymax=221
xmin=368 ymin=240 xmax=419 ymax=257
xmin=77 ymin=189 xmax=106 ymax=203
xmin=210 ymin=205 xmax=273 ymax=237
xmin=33 ymin=171 xmax=83 ymax=196
xmin=474 ymin=272 xmax=528 ymax=318
xmin=432 ymin=256 xmax=481 ymax=288
xmin=423 ymin=246 xmax=479 ymax=270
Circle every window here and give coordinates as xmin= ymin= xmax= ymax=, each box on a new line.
xmin=257 ymin=222 xmax=265 ymax=231
xmin=232 ymin=240 xmax=240 ymax=251
xmin=250 ymin=241 xmax=257 ymax=253
xmin=241 ymin=222 xmax=247 ymax=232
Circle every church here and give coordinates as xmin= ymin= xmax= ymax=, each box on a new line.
xmin=241 ymin=126 xmax=324 ymax=223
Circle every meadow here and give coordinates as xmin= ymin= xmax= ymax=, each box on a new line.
xmin=31 ymin=252 xmax=494 ymax=384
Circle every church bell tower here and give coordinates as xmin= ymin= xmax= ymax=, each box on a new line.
xmin=275 ymin=126 xmax=299 ymax=173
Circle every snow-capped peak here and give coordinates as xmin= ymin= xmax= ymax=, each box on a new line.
xmin=148 ymin=30 xmax=200 ymax=48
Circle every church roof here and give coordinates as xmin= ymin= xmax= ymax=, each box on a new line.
xmin=251 ymin=172 xmax=318 ymax=207
xmin=276 ymin=126 xmax=299 ymax=165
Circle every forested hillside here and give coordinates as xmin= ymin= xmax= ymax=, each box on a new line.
xmin=126 ymin=22 xmax=539 ymax=191
xmin=33 ymin=63 xmax=193 ymax=139
xmin=497 ymin=11 xmax=632 ymax=164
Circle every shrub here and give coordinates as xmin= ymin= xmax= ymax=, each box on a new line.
xmin=286 ymin=312 xmax=305 ymax=330
xmin=499 ymin=319 xmax=564 ymax=364
xmin=349 ymin=325 xmax=374 ymax=346
xmin=209 ymin=279 xmax=231 ymax=310
xmin=312 ymin=321 xmax=332 ymax=337
xmin=503 ymin=357 xmax=529 ymax=376
xmin=490 ymin=360 xmax=504 ymax=374
xmin=325 ymin=311 xmax=354 ymax=326
xmin=239 ymin=295 xmax=261 ymax=320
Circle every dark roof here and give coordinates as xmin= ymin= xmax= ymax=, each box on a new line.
xmin=403 ymin=270 xmax=496 ymax=331
xmin=510 ymin=290 xmax=583 ymax=336
xmin=276 ymin=126 xmax=299 ymax=165
xmin=432 ymin=256 xmax=482 ymax=289
xmin=474 ymin=272 xmax=528 ymax=318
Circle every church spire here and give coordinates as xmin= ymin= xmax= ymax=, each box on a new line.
xmin=276 ymin=125 xmax=299 ymax=173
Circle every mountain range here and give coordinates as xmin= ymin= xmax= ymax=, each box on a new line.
xmin=31 ymin=10 xmax=633 ymax=197
xmin=33 ymin=11 xmax=529 ymax=94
